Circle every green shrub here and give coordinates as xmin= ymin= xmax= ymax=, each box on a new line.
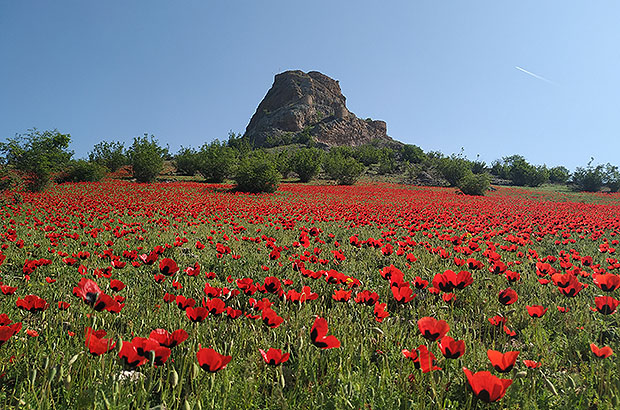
xmin=234 ymin=154 xmax=280 ymax=193
xmin=59 ymin=160 xmax=107 ymax=183
xmin=291 ymin=148 xmax=323 ymax=182
xmin=437 ymin=156 xmax=471 ymax=187
xmin=89 ymin=141 xmax=126 ymax=172
xmin=323 ymin=150 xmax=364 ymax=185
xmin=400 ymin=144 xmax=426 ymax=164
xmin=127 ymin=135 xmax=166 ymax=183
xmin=604 ymin=164 xmax=620 ymax=193
xmin=0 ymin=128 xmax=73 ymax=191
xmin=458 ymin=171 xmax=491 ymax=196
xmin=174 ymin=147 xmax=200 ymax=176
xmin=549 ymin=166 xmax=571 ymax=184
xmin=197 ymin=140 xmax=236 ymax=183
xmin=572 ymin=163 xmax=604 ymax=192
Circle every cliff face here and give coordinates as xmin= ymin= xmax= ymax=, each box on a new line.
xmin=244 ymin=70 xmax=396 ymax=147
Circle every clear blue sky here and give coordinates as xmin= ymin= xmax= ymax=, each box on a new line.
xmin=2 ymin=1 xmax=619 ymax=170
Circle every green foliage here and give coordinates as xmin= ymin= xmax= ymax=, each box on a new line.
xmin=549 ymin=166 xmax=571 ymax=184
xmin=291 ymin=148 xmax=323 ymax=182
xmin=174 ymin=146 xmax=200 ymax=176
xmin=0 ymin=128 xmax=73 ymax=191
xmin=353 ymin=144 xmax=381 ymax=166
xmin=197 ymin=140 xmax=237 ymax=183
xmin=234 ymin=153 xmax=280 ymax=193
xmin=127 ymin=135 xmax=166 ymax=183
xmin=377 ymin=148 xmax=396 ymax=175
xmin=400 ymin=144 xmax=426 ymax=164
xmin=273 ymin=150 xmax=293 ymax=179
xmin=88 ymin=141 xmax=126 ymax=172
xmin=492 ymin=155 xmax=549 ymax=187
xmin=59 ymin=160 xmax=107 ymax=183
xmin=323 ymin=148 xmax=364 ymax=185
xmin=227 ymin=131 xmax=253 ymax=156
xmin=437 ymin=155 xmax=472 ymax=187
xmin=572 ymin=162 xmax=604 ymax=192
xmin=458 ymin=171 xmax=491 ymax=195
xmin=604 ymin=164 xmax=620 ymax=193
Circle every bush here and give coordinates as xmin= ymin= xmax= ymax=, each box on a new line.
xmin=197 ymin=140 xmax=236 ymax=183
xmin=572 ymin=163 xmax=604 ymax=192
xmin=0 ymin=128 xmax=73 ymax=191
xmin=604 ymin=164 xmax=620 ymax=193
xmin=377 ymin=148 xmax=396 ymax=175
xmin=274 ymin=151 xmax=293 ymax=179
xmin=174 ymin=147 xmax=200 ymax=176
xmin=549 ymin=166 xmax=571 ymax=184
xmin=291 ymin=148 xmax=323 ymax=182
xmin=234 ymin=154 xmax=280 ymax=193
xmin=127 ymin=135 xmax=166 ymax=183
xmin=437 ymin=156 xmax=471 ymax=187
xmin=89 ymin=141 xmax=126 ymax=172
xmin=60 ymin=160 xmax=107 ymax=182
xmin=458 ymin=171 xmax=491 ymax=196
xmin=400 ymin=144 xmax=426 ymax=164
xmin=323 ymin=150 xmax=364 ymax=185
xmin=353 ymin=145 xmax=381 ymax=166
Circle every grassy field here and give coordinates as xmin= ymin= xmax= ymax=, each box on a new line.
xmin=0 ymin=180 xmax=618 ymax=409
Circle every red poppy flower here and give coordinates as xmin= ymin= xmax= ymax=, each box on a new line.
xmin=163 ymin=293 xmax=175 ymax=303
xmin=438 ymin=336 xmax=466 ymax=359
xmin=503 ymin=324 xmax=517 ymax=337
xmin=196 ymin=347 xmax=232 ymax=372
xmin=262 ymin=308 xmax=284 ymax=329
xmin=175 ymin=295 xmax=196 ymax=311
xmin=487 ymin=350 xmax=520 ymax=372
xmin=153 ymin=274 xmax=166 ymax=284
xmin=0 ymin=285 xmax=17 ymax=295
xmin=391 ymin=283 xmax=417 ymax=303
xmin=184 ymin=262 xmax=201 ymax=276
xmin=226 ymin=307 xmax=242 ymax=319
xmin=186 ymin=306 xmax=209 ymax=323
xmin=593 ymin=273 xmax=620 ymax=292
xmin=332 ymin=289 xmax=352 ymax=302
xmin=85 ymin=327 xmax=116 ymax=355
xmin=354 ymin=290 xmax=379 ymax=306
xmin=0 ymin=322 xmax=22 ymax=347
xmin=590 ymin=343 xmax=613 ymax=358
xmin=498 ymin=288 xmax=518 ymax=305
xmin=118 ymin=341 xmax=149 ymax=369
xmin=417 ymin=317 xmax=450 ymax=341
xmin=0 ymin=314 xmax=11 ymax=326
xmin=463 ymin=368 xmax=512 ymax=403
xmin=73 ymin=278 xmax=102 ymax=306
xmin=159 ymin=258 xmax=179 ymax=276
xmin=93 ymin=293 xmax=123 ymax=313
xmin=310 ymin=317 xmax=340 ymax=349
xmin=594 ymin=296 xmax=619 ymax=315
xmin=16 ymin=295 xmax=49 ymax=313
xmin=373 ymin=302 xmax=389 ymax=322
xmin=58 ymin=301 xmax=70 ymax=310
xmin=413 ymin=276 xmax=428 ymax=289
xmin=402 ymin=345 xmax=442 ymax=373
xmin=526 ymin=305 xmax=548 ymax=318
xmin=139 ymin=251 xmax=159 ymax=265
xmin=523 ymin=360 xmax=541 ymax=369
xmin=110 ymin=279 xmax=126 ymax=292
xmin=132 ymin=337 xmax=171 ymax=366
xmin=45 ymin=277 xmax=56 ymax=284
xmin=204 ymin=298 xmax=226 ymax=315
xmin=149 ymin=329 xmax=189 ymax=348
xmin=505 ymin=270 xmax=521 ymax=283
xmin=259 ymin=348 xmax=290 ymax=366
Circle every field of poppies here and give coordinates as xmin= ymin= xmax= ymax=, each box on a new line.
xmin=0 ymin=180 xmax=618 ymax=409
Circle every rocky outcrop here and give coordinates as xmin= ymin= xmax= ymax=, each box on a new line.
xmin=244 ymin=70 xmax=398 ymax=147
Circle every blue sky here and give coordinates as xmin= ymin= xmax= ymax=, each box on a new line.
xmin=1 ymin=1 xmax=619 ymax=170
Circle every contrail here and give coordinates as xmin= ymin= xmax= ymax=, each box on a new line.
xmin=515 ymin=66 xmax=555 ymax=85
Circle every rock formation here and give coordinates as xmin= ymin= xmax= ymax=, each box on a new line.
xmin=244 ymin=70 xmax=398 ymax=147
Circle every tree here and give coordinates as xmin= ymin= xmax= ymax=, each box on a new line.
xmin=127 ymin=135 xmax=166 ymax=182
xmin=400 ymin=144 xmax=426 ymax=164
xmin=174 ymin=146 xmax=200 ymax=176
xmin=437 ymin=155 xmax=472 ymax=187
xmin=549 ymin=166 xmax=571 ymax=184
xmin=572 ymin=160 xmax=604 ymax=192
xmin=0 ymin=128 xmax=73 ymax=191
xmin=323 ymin=149 xmax=364 ymax=185
xmin=59 ymin=160 xmax=107 ymax=183
xmin=88 ymin=141 xmax=126 ymax=172
xmin=458 ymin=171 xmax=491 ymax=196
xmin=234 ymin=153 xmax=280 ymax=193
xmin=291 ymin=148 xmax=322 ymax=182
xmin=603 ymin=163 xmax=620 ymax=193
xmin=197 ymin=140 xmax=236 ymax=183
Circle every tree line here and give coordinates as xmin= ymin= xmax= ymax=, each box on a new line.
xmin=1 ymin=128 xmax=618 ymax=195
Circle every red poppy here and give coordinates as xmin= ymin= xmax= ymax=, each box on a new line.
xmin=175 ymin=295 xmax=196 ymax=311
xmin=262 ymin=307 xmax=284 ymax=329
xmin=153 ymin=274 xmax=166 ymax=283
xmin=110 ymin=279 xmax=126 ymax=292
xmin=0 ymin=322 xmax=22 ymax=347
xmin=354 ymin=290 xmax=379 ymax=306
xmin=163 ymin=293 xmax=175 ymax=303
xmin=590 ymin=343 xmax=613 ymax=358
xmin=184 ymin=262 xmax=201 ymax=276
xmin=204 ymin=298 xmax=226 ymax=315
xmin=132 ymin=337 xmax=171 ymax=366
xmin=118 ymin=341 xmax=149 ymax=369
xmin=85 ymin=327 xmax=116 ymax=355
xmin=413 ymin=276 xmax=428 ymax=289
xmin=45 ymin=277 xmax=56 ymax=284
xmin=332 ymin=289 xmax=352 ymax=302
xmin=402 ymin=345 xmax=442 ymax=373
xmin=523 ymin=360 xmax=541 ymax=369
xmin=487 ymin=350 xmax=520 ymax=372
xmin=373 ymin=302 xmax=389 ymax=322
xmin=505 ymin=270 xmax=521 ymax=283
xmin=93 ymin=293 xmax=123 ymax=313
xmin=526 ymin=305 xmax=548 ymax=318
xmin=139 ymin=251 xmax=159 ymax=265
xmin=73 ymin=278 xmax=102 ymax=306
xmin=498 ymin=288 xmax=518 ymax=305
xmin=463 ymin=368 xmax=512 ymax=403
xmin=391 ymin=283 xmax=417 ymax=303
xmin=594 ymin=296 xmax=619 ymax=315
xmin=417 ymin=317 xmax=450 ymax=341
xmin=438 ymin=336 xmax=466 ymax=359
xmin=186 ymin=306 xmax=209 ymax=323
xmin=196 ymin=347 xmax=232 ymax=372
xmin=16 ymin=295 xmax=49 ymax=313
xmin=310 ymin=317 xmax=340 ymax=349
xmin=259 ymin=348 xmax=290 ymax=366
xmin=58 ymin=301 xmax=70 ymax=310
xmin=159 ymin=258 xmax=179 ymax=276
xmin=593 ymin=273 xmax=620 ymax=292
xmin=0 ymin=285 xmax=17 ymax=295
xmin=149 ymin=328 xmax=189 ymax=348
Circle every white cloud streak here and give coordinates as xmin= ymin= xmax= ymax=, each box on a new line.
xmin=515 ymin=66 xmax=556 ymax=85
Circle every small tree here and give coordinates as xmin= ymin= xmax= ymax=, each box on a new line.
xmin=458 ymin=171 xmax=491 ymax=196
xmin=234 ymin=154 xmax=280 ymax=193
xmin=604 ymin=163 xmax=620 ymax=193
xmin=400 ymin=144 xmax=426 ymax=164
xmin=59 ymin=160 xmax=106 ymax=183
xmin=572 ymin=160 xmax=604 ymax=192
xmin=0 ymin=128 xmax=73 ymax=191
xmin=291 ymin=148 xmax=322 ymax=182
xmin=323 ymin=149 xmax=364 ymax=185
xmin=549 ymin=166 xmax=571 ymax=184
xmin=127 ymin=135 xmax=166 ymax=183
xmin=89 ymin=141 xmax=126 ymax=172
xmin=437 ymin=155 xmax=471 ymax=187
xmin=197 ymin=140 xmax=236 ymax=183
xmin=174 ymin=146 xmax=200 ymax=176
